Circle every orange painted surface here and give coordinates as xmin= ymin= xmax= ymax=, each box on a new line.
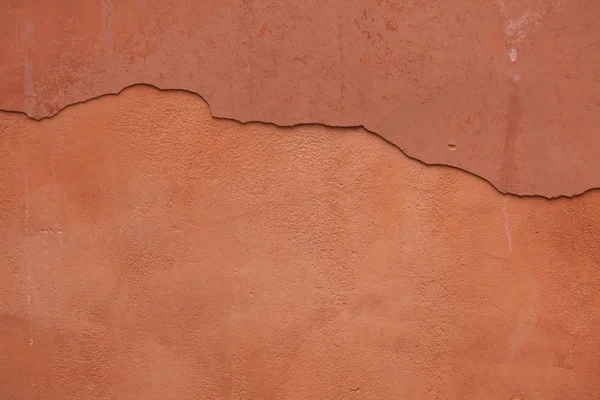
xmin=1 ymin=86 xmax=600 ymax=399
xmin=2 ymin=0 xmax=600 ymax=196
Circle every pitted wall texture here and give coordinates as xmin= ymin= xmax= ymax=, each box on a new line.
xmin=1 ymin=86 xmax=600 ymax=399
xmin=2 ymin=0 xmax=600 ymax=196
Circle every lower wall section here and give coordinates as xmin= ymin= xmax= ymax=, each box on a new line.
xmin=1 ymin=85 xmax=599 ymax=399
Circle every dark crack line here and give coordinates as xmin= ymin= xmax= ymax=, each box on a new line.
xmin=0 ymin=82 xmax=594 ymax=200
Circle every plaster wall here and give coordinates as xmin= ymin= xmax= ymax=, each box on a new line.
xmin=3 ymin=0 xmax=600 ymax=196
xmin=1 ymin=86 xmax=599 ymax=399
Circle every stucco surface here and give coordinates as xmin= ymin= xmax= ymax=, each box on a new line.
xmin=2 ymin=0 xmax=600 ymax=197
xmin=1 ymin=85 xmax=600 ymax=399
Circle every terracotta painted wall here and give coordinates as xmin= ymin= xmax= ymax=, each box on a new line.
xmin=3 ymin=0 xmax=600 ymax=196
xmin=2 ymin=0 xmax=600 ymax=399
xmin=1 ymin=86 xmax=600 ymax=399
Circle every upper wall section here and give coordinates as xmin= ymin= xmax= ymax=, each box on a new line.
xmin=1 ymin=0 xmax=598 ymax=197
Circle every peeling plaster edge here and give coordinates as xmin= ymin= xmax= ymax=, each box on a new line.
xmin=0 ymin=82 xmax=591 ymax=200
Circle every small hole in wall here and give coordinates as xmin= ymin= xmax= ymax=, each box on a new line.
xmin=447 ymin=143 xmax=457 ymax=151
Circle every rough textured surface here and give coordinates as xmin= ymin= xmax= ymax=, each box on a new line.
xmin=2 ymin=0 xmax=600 ymax=197
xmin=1 ymin=86 xmax=600 ymax=399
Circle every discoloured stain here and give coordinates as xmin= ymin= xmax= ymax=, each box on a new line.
xmin=507 ymin=287 xmax=538 ymax=361
xmin=504 ymin=7 xmax=547 ymax=42
xmin=1 ymin=86 xmax=600 ymax=399
xmin=500 ymin=79 xmax=522 ymax=192
xmin=23 ymin=19 xmax=35 ymax=47
xmin=99 ymin=0 xmax=116 ymax=60
xmin=0 ymin=0 xmax=599 ymax=196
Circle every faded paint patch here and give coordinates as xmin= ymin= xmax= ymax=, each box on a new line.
xmin=0 ymin=0 xmax=599 ymax=197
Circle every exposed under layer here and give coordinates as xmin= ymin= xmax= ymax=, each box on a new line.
xmin=1 ymin=86 xmax=600 ymax=399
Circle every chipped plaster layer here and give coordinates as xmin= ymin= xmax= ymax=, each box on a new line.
xmin=2 ymin=0 xmax=600 ymax=197
xmin=2 ymin=86 xmax=600 ymax=399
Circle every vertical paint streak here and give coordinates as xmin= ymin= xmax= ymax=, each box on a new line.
xmin=21 ymin=132 xmax=35 ymax=393
xmin=21 ymin=136 xmax=29 ymax=233
xmin=100 ymin=0 xmax=116 ymax=60
xmin=23 ymin=18 xmax=36 ymax=116
xmin=26 ymin=264 xmax=36 ymax=390
xmin=503 ymin=197 xmax=512 ymax=252
xmin=24 ymin=174 xmax=29 ymax=233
